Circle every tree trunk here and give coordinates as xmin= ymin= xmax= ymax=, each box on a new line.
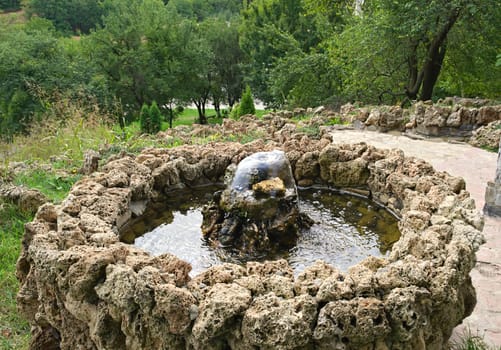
xmin=195 ymin=101 xmax=207 ymax=124
xmin=405 ymin=42 xmax=423 ymax=100
xmin=405 ymin=8 xmax=460 ymax=101
xmin=420 ymin=45 xmax=447 ymax=101
xmin=169 ymin=108 xmax=174 ymax=129
xmin=214 ymin=100 xmax=221 ymax=118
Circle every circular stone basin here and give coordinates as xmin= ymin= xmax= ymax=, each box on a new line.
xmin=16 ymin=138 xmax=486 ymax=350
xmin=126 ymin=187 xmax=400 ymax=276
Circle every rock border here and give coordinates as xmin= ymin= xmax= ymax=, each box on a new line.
xmin=17 ymin=134 xmax=484 ymax=349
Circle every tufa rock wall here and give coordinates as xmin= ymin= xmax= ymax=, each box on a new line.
xmin=337 ymin=101 xmax=501 ymax=137
xmin=17 ymin=133 xmax=484 ymax=349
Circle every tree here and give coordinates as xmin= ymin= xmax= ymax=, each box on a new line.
xmin=238 ymin=85 xmax=256 ymax=116
xmin=0 ymin=0 xmax=21 ymax=11
xmin=140 ymin=101 xmax=162 ymax=134
xmin=139 ymin=103 xmax=151 ymax=134
xmin=167 ymin=20 xmax=214 ymax=124
xmin=239 ymin=0 xmax=325 ymax=106
xmin=436 ymin=3 xmax=501 ymax=99
xmin=0 ymin=18 xmax=75 ymax=138
xmin=326 ymin=0 xmax=501 ymax=103
xmin=167 ymin=0 xmax=242 ymax=21
xmin=269 ymin=52 xmax=340 ymax=108
xmin=25 ymin=0 xmax=104 ymax=34
xmin=202 ymin=18 xmax=244 ymax=113
xmin=148 ymin=101 xmax=162 ymax=134
xmin=85 ymin=0 xmax=173 ymax=111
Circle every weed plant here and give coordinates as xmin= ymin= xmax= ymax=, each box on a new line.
xmin=449 ymin=328 xmax=501 ymax=350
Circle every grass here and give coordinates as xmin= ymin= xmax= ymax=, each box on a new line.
xmin=13 ymin=170 xmax=81 ymax=203
xmin=0 ymin=201 xmax=32 ymax=350
xmin=165 ymin=107 xmax=266 ymax=129
xmin=449 ymin=328 xmax=501 ymax=350
xmin=296 ymin=125 xmax=321 ymax=138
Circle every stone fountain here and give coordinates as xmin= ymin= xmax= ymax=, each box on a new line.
xmin=15 ymin=123 xmax=485 ymax=349
xmin=202 ymin=150 xmax=310 ymax=253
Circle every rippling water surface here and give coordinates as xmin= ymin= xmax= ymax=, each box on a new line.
xmin=127 ymin=187 xmax=400 ymax=276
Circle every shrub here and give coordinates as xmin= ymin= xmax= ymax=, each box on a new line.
xmin=230 ymin=103 xmax=240 ymax=119
xmin=238 ymin=85 xmax=256 ymax=117
xmin=139 ymin=103 xmax=151 ymax=134
xmin=148 ymin=101 xmax=162 ymax=134
xmin=140 ymin=102 xmax=162 ymax=134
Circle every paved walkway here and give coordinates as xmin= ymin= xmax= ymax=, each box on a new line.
xmin=330 ymin=130 xmax=501 ymax=347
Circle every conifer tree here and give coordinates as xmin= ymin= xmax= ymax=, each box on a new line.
xmin=139 ymin=103 xmax=151 ymax=134
xmin=238 ymin=85 xmax=256 ymax=117
xmin=148 ymin=101 xmax=162 ymax=134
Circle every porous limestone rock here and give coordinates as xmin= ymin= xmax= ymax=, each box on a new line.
xmin=16 ymin=124 xmax=484 ymax=350
xmin=470 ymin=120 xmax=501 ymax=151
xmin=335 ymin=101 xmax=501 ymax=139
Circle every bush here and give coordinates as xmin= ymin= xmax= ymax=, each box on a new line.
xmin=140 ymin=101 xmax=162 ymax=134
xmin=148 ymin=101 xmax=162 ymax=134
xmin=0 ymin=0 xmax=21 ymax=11
xmin=139 ymin=103 xmax=151 ymax=134
xmin=238 ymin=85 xmax=256 ymax=117
xmin=230 ymin=103 xmax=240 ymax=120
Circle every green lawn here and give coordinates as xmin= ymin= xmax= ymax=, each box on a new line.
xmin=160 ymin=107 xmax=267 ymax=130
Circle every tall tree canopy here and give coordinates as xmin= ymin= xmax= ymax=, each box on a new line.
xmin=25 ymin=0 xmax=104 ymax=34
xmin=0 ymin=0 xmax=21 ymax=11
xmin=0 ymin=19 xmax=77 ymax=138
xmin=239 ymin=0 xmax=325 ymax=106
xmin=1 ymin=0 xmax=500 ymax=139
xmin=325 ymin=0 xmax=501 ymax=104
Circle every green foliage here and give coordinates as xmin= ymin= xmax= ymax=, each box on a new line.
xmin=326 ymin=116 xmax=343 ymax=125
xmin=0 ymin=19 xmax=64 ymax=138
xmin=449 ymin=328 xmax=501 ymax=350
xmin=270 ymin=52 xmax=340 ymax=108
xmin=201 ymin=18 xmax=244 ymax=110
xmin=140 ymin=101 xmax=162 ymax=134
xmin=24 ymin=0 xmax=104 ymax=34
xmin=139 ymin=101 xmax=162 ymax=134
xmin=0 ymin=0 xmax=21 ymax=11
xmin=167 ymin=0 xmax=242 ymax=21
xmin=0 ymin=0 xmax=500 ymax=143
xmin=296 ymin=125 xmax=320 ymax=138
xmin=238 ymin=85 xmax=256 ymax=117
xmin=229 ymin=103 xmax=240 ymax=119
xmin=436 ymin=3 xmax=501 ymax=99
xmin=14 ymin=170 xmax=81 ymax=203
xmin=239 ymin=0 xmax=325 ymax=106
xmin=148 ymin=101 xmax=162 ymax=134
xmin=322 ymin=0 xmax=501 ymax=103
xmin=0 ymin=201 xmax=32 ymax=350
xmin=139 ymin=103 xmax=151 ymax=134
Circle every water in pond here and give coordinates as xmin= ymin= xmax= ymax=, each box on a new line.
xmin=125 ymin=187 xmax=400 ymax=276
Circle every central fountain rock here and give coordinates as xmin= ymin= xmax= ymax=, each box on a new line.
xmin=202 ymin=150 xmax=309 ymax=253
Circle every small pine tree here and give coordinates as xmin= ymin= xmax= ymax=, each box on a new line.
xmin=139 ymin=103 xmax=151 ymax=134
xmin=238 ymin=85 xmax=256 ymax=117
xmin=149 ymin=101 xmax=162 ymax=134
xmin=229 ymin=103 xmax=240 ymax=120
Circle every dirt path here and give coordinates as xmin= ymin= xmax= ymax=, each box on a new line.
xmin=330 ymin=130 xmax=501 ymax=346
